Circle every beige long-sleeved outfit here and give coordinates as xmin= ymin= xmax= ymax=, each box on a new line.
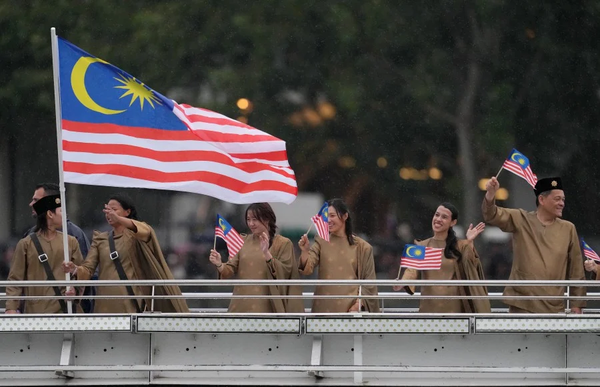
xmin=400 ymin=238 xmax=490 ymax=313
xmin=299 ymin=234 xmax=379 ymax=313
xmin=482 ymin=198 xmax=585 ymax=313
xmin=76 ymin=220 xmax=189 ymax=313
xmin=7 ymin=231 xmax=83 ymax=313
xmin=220 ymin=234 xmax=304 ymax=313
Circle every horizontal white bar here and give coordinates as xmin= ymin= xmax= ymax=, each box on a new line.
xmin=136 ymin=316 xmax=301 ymax=333
xmin=0 ymin=316 xmax=130 ymax=332
xmin=2 ymin=365 xmax=600 ymax=373
xmin=305 ymin=317 xmax=470 ymax=334
xmin=476 ymin=317 xmax=600 ymax=333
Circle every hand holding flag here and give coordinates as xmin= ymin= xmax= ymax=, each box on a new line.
xmin=214 ymin=214 xmax=245 ymax=258
xmin=496 ymin=149 xmax=538 ymax=188
xmin=582 ymin=238 xmax=600 ymax=262
xmin=400 ymin=244 xmax=443 ymax=270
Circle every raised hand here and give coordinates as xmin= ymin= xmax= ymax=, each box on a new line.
xmin=103 ymin=204 xmax=121 ymax=225
xmin=298 ymin=234 xmax=311 ymax=252
xmin=208 ymin=249 xmax=223 ymax=267
xmin=584 ymin=259 xmax=597 ymax=273
xmin=485 ymin=177 xmax=500 ymax=201
xmin=259 ymin=232 xmax=270 ymax=257
xmin=466 ymin=222 xmax=486 ymax=242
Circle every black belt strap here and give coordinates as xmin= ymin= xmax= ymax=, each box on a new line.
xmin=108 ymin=232 xmax=142 ymax=313
xmin=29 ymin=233 xmax=68 ymax=314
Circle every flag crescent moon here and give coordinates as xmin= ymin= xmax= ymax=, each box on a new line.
xmin=510 ymin=153 xmax=522 ymax=163
xmin=71 ymin=57 xmax=126 ymax=115
xmin=406 ymin=246 xmax=416 ymax=257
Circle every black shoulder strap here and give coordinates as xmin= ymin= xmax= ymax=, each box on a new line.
xmin=108 ymin=232 xmax=142 ymax=313
xmin=29 ymin=233 xmax=68 ymax=314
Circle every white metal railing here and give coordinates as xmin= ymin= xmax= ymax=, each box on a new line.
xmin=0 ymin=279 xmax=598 ymax=313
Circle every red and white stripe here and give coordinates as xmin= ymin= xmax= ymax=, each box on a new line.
xmin=400 ymin=247 xmax=443 ymax=270
xmin=311 ymin=215 xmax=330 ymax=242
xmin=584 ymin=248 xmax=600 ymax=262
xmin=215 ymin=226 xmax=245 ymax=258
xmin=502 ymin=160 xmax=538 ymax=188
xmin=62 ymin=102 xmax=297 ymax=204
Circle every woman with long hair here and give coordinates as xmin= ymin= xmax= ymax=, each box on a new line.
xmin=6 ymin=194 xmax=83 ymax=314
xmin=63 ymin=194 xmax=189 ymax=313
xmin=298 ymin=198 xmax=379 ymax=313
xmin=393 ymin=202 xmax=490 ymax=313
xmin=208 ymin=203 xmax=304 ymax=313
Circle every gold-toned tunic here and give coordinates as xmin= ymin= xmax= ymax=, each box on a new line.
xmin=220 ymin=234 xmax=304 ymax=313
xmin=7 ymin=232 xmax=83 ymax=313
xmin=400 ymin=238 xmax=490 ymax=313
xmin=299 ymin=234 xmax=379 ymax=313
xmin=76 ymin=220 xmax=189 ymax=313
xmin=482 ymin=198 xmax=586 ymax=313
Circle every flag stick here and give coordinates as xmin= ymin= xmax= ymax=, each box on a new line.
xmin=50 ymin=27 xmax=72 ymax=314
xmin=495 ymin=166 xmax=503 ymax=179
xmin=213 ymin=234 xmax=217 ymax=251
xmin=305 ymin=222 xmax=313 ymax=236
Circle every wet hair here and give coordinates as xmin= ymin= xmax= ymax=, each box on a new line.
xmin=245 ymin=203 xmax=277 ymax=247
xmin=327 ymin=198 xmax=355 ymax=246
xmin=35 ymin=183 xmax=59 ymax=196
xmin=34 ymin=208 xmax=58 ymax=233
xmin=438 ymin=202 xmax=462 ymax=260
xmin=108 ymin=193 xmax=138 ymax=220
xmin=535 ymin=191 xmax=552 ymax=207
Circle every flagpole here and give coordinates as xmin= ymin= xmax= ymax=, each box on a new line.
xmin=51 ymin=27 xmax=72 ymax=314
xmin=213 ymin=234 xmax=217 ymax=250
xmin=495 ymin=166 xmax=503 ymax=179
xmin=305 ymin=223 xmax=313 ymax=236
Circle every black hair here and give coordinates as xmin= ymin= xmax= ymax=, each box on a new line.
xmin=35 ymin=183 xmax=60 ymax=196
xmin=34 ymin=208 xmax=58 ymax=233
xmin=438 ymin=202 xmax=462 ymax=260
xmin=108 ymin=193 xmax=138 ymax=220
xmin=327 ymin=198 xmax=355 ymax=246
xmin=245 ymin=203 xmax=277 ymax=247
xmin=535 ymin=191 xmax=552 ymax=207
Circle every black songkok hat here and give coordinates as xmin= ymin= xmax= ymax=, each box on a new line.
xmin=534 ymin=177 xmax=563 ymax=197
xmin=33 ymin=194 xmax=61 ymax=215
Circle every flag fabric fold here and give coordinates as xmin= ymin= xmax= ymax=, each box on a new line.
xmin=56 ymin=37 xmax=297 ymax=204
xmin=215 ymin=214 xmax=245 ymax=258
xmin=501 ymin=149 xmax=538 ymax=188
xmin=400 ymin=244 xmax=443 ymax=270
xmin=582 ymin=238 xmax=600 ymax=262
xmin=311 ymin=202 xmax=330 ymax=242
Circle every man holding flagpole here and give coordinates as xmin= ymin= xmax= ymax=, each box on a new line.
xmin=482 ymin=176 xmax=586 ymax=313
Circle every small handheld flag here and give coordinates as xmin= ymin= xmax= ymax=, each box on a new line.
xmin=400 ymin=244 xmax=443 ymax=270
xmin=582 ymin=238 xmax=600 ymax=262
xmin=310 ymin=202 xmax=330 ymax=242
xmin=215 ymin=214 xmax=245 ymax=258
xmin=498 ymin=149 xmax=538 ymax=188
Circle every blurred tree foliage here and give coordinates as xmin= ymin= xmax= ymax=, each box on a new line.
xmin=1 ymin=0 xmax=600 ymax=239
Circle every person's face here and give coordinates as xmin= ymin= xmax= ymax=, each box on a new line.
xmin=29 ymin=188 xmax=45 ymax=217
xmin=47 ymin=207 xmax=63 ymax=228
xmin=328 ymin=206 xmax=348 ymax=234
xmin=106 ymin=199 xmax=131 ymax=225
xmin=431 ymin=205 xmax=457 ymax=234
xmin=246 ymin=210 xmax=268 ymax=236
xmin=539 ymin=189 xmax=565 ymax=218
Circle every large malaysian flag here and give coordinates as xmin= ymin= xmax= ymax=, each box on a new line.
xmin=56 ymin=36 xmax=297 ymax=204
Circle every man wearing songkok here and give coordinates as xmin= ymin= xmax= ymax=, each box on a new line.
xmin=7 ymin=194 xmax=83 ymax=313
xmin=482 ymin=176 xmax=586 ymax=313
